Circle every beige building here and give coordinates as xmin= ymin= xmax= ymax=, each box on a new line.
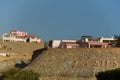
xmin=80 ymin=36 xmax=115 ymax=48
xmin=49 ymin=40 xmax=77 ymax=48
xmin=60 ymin=42 xmax=80 ymax=48
xmin=3 ymin=30 xmax=41 ymax=43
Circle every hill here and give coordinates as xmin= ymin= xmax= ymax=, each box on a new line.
xmin=0 ymin=41 xmax=44 ymax=54
xmin=0 ymin=41 xmax=44 ymax=73
xmin=0 ymin=41 xmax=44 ymax=61
xmin=25 ymin=48 xmax=120 ymax=80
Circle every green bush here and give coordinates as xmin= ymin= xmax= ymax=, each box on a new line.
xmin=95 ymin=68 xmax=120 ymax=80
xmin=0 ymin=68 xmax=19 ymax=80
xmin=16 ymin=70 xmax=40 ymax=80
xmin=114 ymin=35 xmax=120 ymax=47
xmin=0 ymin=69 xmax=40 ymax=80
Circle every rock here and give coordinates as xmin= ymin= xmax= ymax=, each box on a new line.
xmin=24 ymin=48 xmax=120 ymax=80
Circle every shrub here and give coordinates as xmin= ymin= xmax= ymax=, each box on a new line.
xmin=6 ymin=54 xmax=10 ymax=57
xmin=0 ymin=68 xmax=40 ymax=80
xmin=16 ymin=70 xmax=40 ymax=80
xmin=114 ymin=35 xmax=120 ymax=47
xmin=95 ymin=68 xmax=120 ymax=80
xmin=0 ymin=68 xmax=19 ymax=80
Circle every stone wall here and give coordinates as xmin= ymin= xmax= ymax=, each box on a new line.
xmin=25 ymin=48 xmax=120 ymax=80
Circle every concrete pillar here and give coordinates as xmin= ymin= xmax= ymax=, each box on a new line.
xmin=105 ymin=45 xmax=107 ymax=48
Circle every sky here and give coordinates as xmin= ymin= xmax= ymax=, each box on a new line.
xmin=0 ymin=0 xmax=120 ymax=41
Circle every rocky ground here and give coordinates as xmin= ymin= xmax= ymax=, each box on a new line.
xmin=0 ymin=41 xmax=44 ymax=73
xmin=1 ymin=43 xmax=120 ymax=80
xmin=25 ymin=48 xmax=120 ymax=80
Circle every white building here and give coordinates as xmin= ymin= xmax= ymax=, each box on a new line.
xmin=80 ymin=36 xmax=116 ymax=48
xmin=99 ymin=37 xmax=115 ymax=42
xmin=49 ymin=40 xmax=61 ymax=48
xmin=3 ymin=30 xmax=41 ymax=43
xmin=49 ymin=40 xmax=77 ymax=48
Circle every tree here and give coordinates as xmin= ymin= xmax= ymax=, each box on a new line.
xmin=95 ymin=68 xmax=120 ymax=80
xmin=114 ymin=35 xmax=120 ymax=47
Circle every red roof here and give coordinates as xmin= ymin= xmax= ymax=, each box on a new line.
xmin=86 ymin=42 xmax=108 ymax=45
xmin=63 ymin=42 xmax=79 ymax=45
xmin=27 ymin=34 xmax=36 ymax=37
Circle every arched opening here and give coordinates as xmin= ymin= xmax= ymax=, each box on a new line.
xmin=26 ymin=38 xmax=30 ymax=42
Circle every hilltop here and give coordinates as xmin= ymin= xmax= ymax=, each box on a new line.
xmin=0 ymin=40 xmax=44 ymax=61
xmin=0 ymin=42 xmax=44 ymax=54
xmin=0 ymin=40 xmax=44 ymax=73
xmin=25 ymin=48 xmax=120 ymax=80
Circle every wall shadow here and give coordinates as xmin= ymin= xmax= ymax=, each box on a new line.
xmin=15 ymin=48 xmax=47 ymax=68
xmin=15 ymin=61 xmax=28 ymax=68
xmin=31 ymin=48 xmax=47 ymax=61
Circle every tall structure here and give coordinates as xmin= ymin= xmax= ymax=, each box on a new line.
xmin=3 ymin=30 xmax=41 ymax=42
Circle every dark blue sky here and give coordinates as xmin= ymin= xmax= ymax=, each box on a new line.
xmin=0 ymin=0 xmax=120 ymax=41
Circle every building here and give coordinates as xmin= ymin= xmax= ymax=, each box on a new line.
xmin=48 ymin=36 xmax=116 ymax=48
xmin=85 ymin=42 xmax=108 ymax=48
xmin=80 ymin=36 xmax=115 ymax=48
xmin=60 ymin=42 xmax=80 ymax=48
xmin=99 ymin=37 xmax=115 ymax=42
xmin=81 ymin=36 xmax=100 ymax=42
xmin=59 ymin=40 xmax=79 ymax=48
xmin=48 ymin=40 xmax=61 ymax=48
xmin=99 ymin=37 xmax=116 ymax=45
xmin=48 ymin=40 xmax=78 ymax=48
xmin=3 ymin=30 xmax=41 ymax=42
